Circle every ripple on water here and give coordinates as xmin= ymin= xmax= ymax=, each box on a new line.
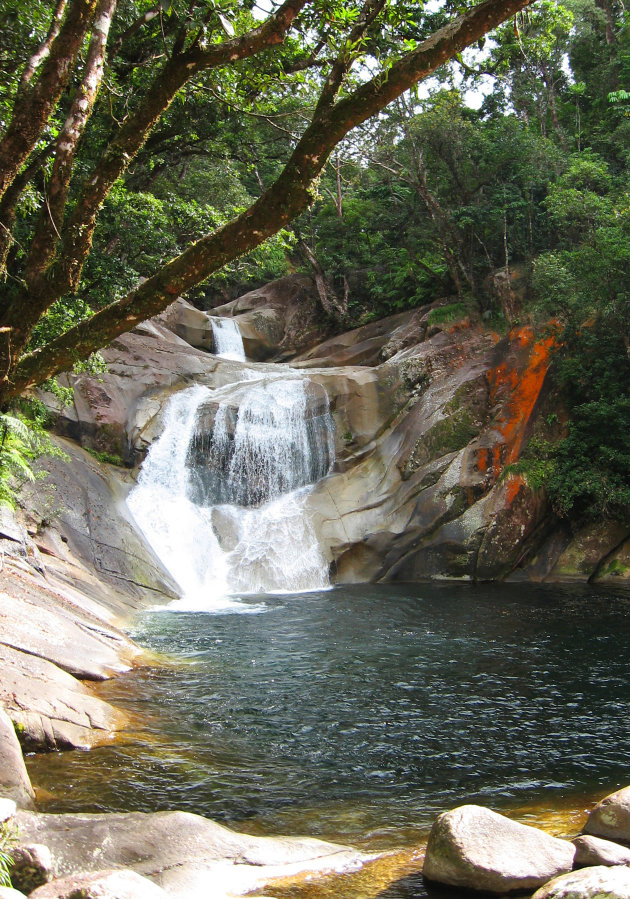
xmin=26 ymin=582 xmax=630 ymax=865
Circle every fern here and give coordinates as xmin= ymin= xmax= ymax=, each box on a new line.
xmin=0 ymin=819 xmax=16 ymax=887
xmin=0 ymin=411 xmax=67 ymax=509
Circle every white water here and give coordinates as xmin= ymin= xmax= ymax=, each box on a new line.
xmin=127 ymin=376 xmax=335 ymax=609
xmin=211 ymin=317 xmax=246 ymax=361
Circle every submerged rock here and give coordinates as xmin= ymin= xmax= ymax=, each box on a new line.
xmin=532 ymin=865 xmax=630 ymax=898
xmin=423 ymin=805 xmax=575 ymax=894
xmin=584 ymin=786 xmax=630 ymax=844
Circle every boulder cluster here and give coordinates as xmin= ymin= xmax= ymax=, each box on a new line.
xmin=423 ymin=786 xmax=630 ymax=898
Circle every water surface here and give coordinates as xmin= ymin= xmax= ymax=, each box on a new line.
xmin=28 ymin=583 xmax=630 ymax=851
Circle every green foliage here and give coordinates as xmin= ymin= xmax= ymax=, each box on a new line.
xmin=85 ymin=448 xmax=125 ymax=467
xmin=0 ymin=819 xmax=16 ymax=887
xmin=428 ymin=302 xmax=470 ymax=326
xmin=0 ymin=408 xmax=67 ymax=509
xmin=501 ymin=438 xmax=557 ymax=491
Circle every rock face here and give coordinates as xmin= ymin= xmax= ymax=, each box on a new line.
xmin=531 ymin=865 xmax=630 ymax=899
xmin=35 ymin=285 xmax=630 ymax=588
xmin=584 ymin=786 xmax=630 ymax=844
xmin=422 ymin=805 xmax=576 ymax=893
xmin=213 ymin=274 xmax=327 ymax=361
xmin=0 ymin=559 xmax=141 ymax=751
xmin=0 ymin=708 xmax=35 ymax=808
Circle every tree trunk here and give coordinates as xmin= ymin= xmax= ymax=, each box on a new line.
xmin=299 ymin=240 xmax=347 ymax=321
xmin=24 ymin=0 xmax=117 ymax=290
xmin=0 ymin=0 xmax=98 ymax=203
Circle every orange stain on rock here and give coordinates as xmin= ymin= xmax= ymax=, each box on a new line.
xmin=487 ymin=326 xmax=555 ymax=478
xmin=506 ymin=474 xmax=526 ymax=506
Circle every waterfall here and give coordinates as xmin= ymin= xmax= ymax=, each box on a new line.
xmin=211 ymin=317 xmax=245 ymax=361
xmin=127 ymin=377 xmax=335 ymax=608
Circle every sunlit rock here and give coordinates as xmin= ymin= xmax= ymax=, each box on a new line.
xmin=0 ymin=708 xmax=34 ymax=809
xmin=423 ymin=805 xmax=575 ymax=894
xmin=28 ymin=869 xmax=169 ymax=899
xmin=532 ymin=865 xmax=630 ymax=899
xmin=573 ymin=834 xmax=630 ymax=867
xmin=584 ymin=786 xmax=630 ymax=844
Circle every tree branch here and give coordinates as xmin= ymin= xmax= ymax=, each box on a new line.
xmin=47 ymin=0 xmax=309 ymax=300
xmin=0 ymin=0 xmax=98 ymax=203
xmin=24 ymin=0 xmax=118 ymax=292
xmin=16 ymin=0 xmax=69 ymax=96
xmin=7 ymin=0 xmax=536 ymax=398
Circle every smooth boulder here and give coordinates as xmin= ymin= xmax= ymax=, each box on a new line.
xmin=573 ymin=834 xmax=630 ymax=867
xmin=0 ymin=889 xmax=27 ymax=898
xmin=532 ymin=865 xmax=630 ymax=898
xmin=28 ymin=870 xmax=169 ymax=899
xmin=423 ymin=805 xmax=576 ymax=894
xmin=0 ymin=708 xmax=35 ymax=809
xmin=584 ymin=786 xmax=630 ymax=844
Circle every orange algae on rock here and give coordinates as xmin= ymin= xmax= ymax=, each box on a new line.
xmin=487 ymin=326 xmax=555 ymax=478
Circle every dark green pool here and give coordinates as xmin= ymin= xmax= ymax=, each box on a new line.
xmin=27 ymin=582 xmax=630 ymax=851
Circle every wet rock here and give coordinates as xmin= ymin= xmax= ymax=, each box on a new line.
xmin=0 ymin=708 xmax=34 ymax=809
xmin=423 ymin=805 xmax=575 ymax=894
xmin=532 ymin=865 xmax=630 ymax=898
xmin=573 ymin=834 xmax=630 ymax=867
xmin=593 ymin=538 xmax=630 ymax=586
xmin=8 ymin=844 xmax=53 ymax=893
xmin=28 ymin=869 xmax=169 ymax=899
xmin=549 ymin=521 xmax=630 ymax=582
xmin=22 ymin=440 xmax=179 ymax=614
xmin=584 ymin=786 xmax=630 ymax=844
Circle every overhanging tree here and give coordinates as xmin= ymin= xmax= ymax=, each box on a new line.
xmin=0 ymin=0 xmax=536 ymax=404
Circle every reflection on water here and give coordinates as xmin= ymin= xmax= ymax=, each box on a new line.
xmin=27 ymin=583 xmax=630 ymax=867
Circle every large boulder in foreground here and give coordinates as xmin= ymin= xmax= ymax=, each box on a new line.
xmin=0 ymin=707 xmax=35 ymax=808
xmin=532 ymin=865 xmax=630 ymax=899
xmin=14 ymin=809 xmax=369 ymax=899
xmin=583 ymin=786 xmax=630 ymax=844
xmin=423 ymin=805 xmax=575 ymax=894
xmin=29 ymin=870 xmax=169 ymax=899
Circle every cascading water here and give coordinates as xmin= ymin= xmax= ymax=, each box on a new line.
xmin=211 ymin=317 xmax=246 ymax=361
xmin=127 ymin=376 xmax=335 ymax=608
